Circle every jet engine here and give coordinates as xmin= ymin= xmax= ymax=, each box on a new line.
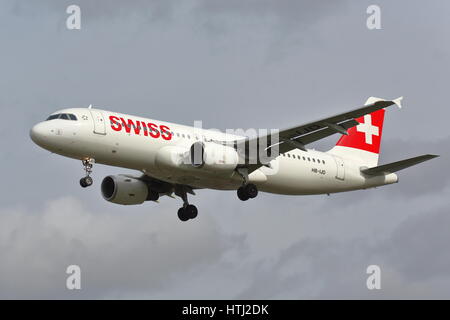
xmin=155 ymin=142 xmax=240 ymax=176
xmin=189 ymin=141 xmax=239 ymax=173
xmin=101 ymin=175 xmax=149 ymax=205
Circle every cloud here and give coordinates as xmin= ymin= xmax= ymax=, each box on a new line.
xmin=380 ymin=205 xmax=450 ymax=283
xmin=6 ymin=0 xmax=176 ymax=22
xmin=0 ymin=197 xmax=230 ymax=298
xmin=196 ymin=0 xmax=347 ymax=28
xmin=236 ymin=199 xmax=450 ymax=299
xmin=194 ymin=0 xmax=350 ymax=61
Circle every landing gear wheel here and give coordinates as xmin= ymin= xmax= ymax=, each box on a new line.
xmin=84 ymin=176 xmax=93 ymax=186
xmin=237 ymin=184 xmax=258 ymax=201
xmin=245 ymin=184 xmax=258 ymax=199
xmin=185 ymin=204 xmax=198 ymax=219
xmin=174 ymin=186 xmax=198 ymax=221
xmin=147 ymin=190 xmax=159 ymax=201
xmin=80 ymin=178 xmax=87 ymax=188
xmin=80 ymin=158 xmax=94 ymax=188
xmin=177 ymin=207 xmax=190 ymax=222
xmin=80 ymin=176 xmax=93 ymax=188
xmin=237 ymin=187 xmax=250 ymax=201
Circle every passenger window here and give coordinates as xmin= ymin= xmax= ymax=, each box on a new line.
xmin=322 ymin=160 xmax=325 ymax=164
xmin=307 ymin=157 xmax=311 ymax=161
xmin=182 ymin=134 xmax=185 ymax=138
xmin=302 ymin=156 xmax=306 ymax=160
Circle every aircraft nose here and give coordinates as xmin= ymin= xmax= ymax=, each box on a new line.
xmin=30 ymin=122 xmax=48 ymax=145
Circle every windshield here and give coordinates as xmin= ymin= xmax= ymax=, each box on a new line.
xmin=46 ymin=113 xmax=78 ymax=121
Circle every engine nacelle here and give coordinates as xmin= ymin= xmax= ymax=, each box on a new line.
xmin=190 ymin=141 xmax=239 ymax=173
xmin=155 ymin=142 xmax=240 ymax=175
xmin=101 ymin=175 xmax=149 ymax=205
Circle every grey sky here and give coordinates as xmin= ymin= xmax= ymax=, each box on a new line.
xmin=0 ymin=0 xmax=447 ymax=298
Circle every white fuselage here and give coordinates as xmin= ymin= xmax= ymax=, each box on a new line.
xmin=30 ymin=108 xmax=398 ymax=195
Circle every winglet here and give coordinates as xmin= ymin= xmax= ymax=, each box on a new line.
xmin=365 ymin=96 xmax=403 ymax=109
xmin=393 ymin=96 xmax=403 ymax=109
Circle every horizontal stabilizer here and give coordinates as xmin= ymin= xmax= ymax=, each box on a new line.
xmin=361 ymin=154 xmax=439 ymax=175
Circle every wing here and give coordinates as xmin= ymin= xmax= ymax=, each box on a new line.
xmin=236 ymin=97 xmax=403 ymax=171
xmin=132 ymin=174 xmax=198 ymax=198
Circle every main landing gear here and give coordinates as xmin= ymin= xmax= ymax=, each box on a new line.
xmin=80 ymin=158 xmax=94 ymax=188
xmin=177 ymin=205 xmax=198 ymax=222
xmin=175 ymin=186 xmax=198 ymax=222
xmin=235 ymin=168 xmax=258 ymax=201
xmin=237 ymin=183 xmax=258 ymax=201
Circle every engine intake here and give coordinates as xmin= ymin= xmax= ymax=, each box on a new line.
xmin=101 ymin=175 xmax=149 ymax=205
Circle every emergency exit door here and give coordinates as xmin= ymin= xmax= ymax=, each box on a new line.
xmin=334 ymin=156 xmax=345 ymax=180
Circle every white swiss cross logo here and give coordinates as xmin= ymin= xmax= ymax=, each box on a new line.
xmin=356 ymin=114 xmax=379 ymax=145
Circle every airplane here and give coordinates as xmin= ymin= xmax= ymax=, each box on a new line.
xmin=30 ymin=97 xmax=438 ymax=221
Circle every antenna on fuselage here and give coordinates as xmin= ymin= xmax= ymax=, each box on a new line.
xmin=88 ymin=104 xmax=93 ymax=109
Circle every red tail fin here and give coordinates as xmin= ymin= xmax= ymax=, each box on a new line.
xmin=329 ymin=96 xmax=402 ymax=167
xmin=336 ymin=108 xmax=385 ymax=154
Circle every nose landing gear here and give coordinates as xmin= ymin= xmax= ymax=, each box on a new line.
xmin=80 ymin=158 xmax=94 ymax=188
xmin=80 ymin=176 xmax=93 ymax=188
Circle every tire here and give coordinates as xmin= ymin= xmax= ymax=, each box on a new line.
xmin=80 ymin=178 xmax=87 ymax=188
xmin=84 ymin=176 xmax=93 ymax=186
xmin=147 ymin=190 xmax=159 ymax=201
xmin=177 ymin=207 xmax=189 ymax=222
xmin=245 ymin=184 xmax=258 ymax=199
xmin=185 ymin=205 xmax=198 ymax=219
xmin=237 ymin=187 xmax=249 ymax=201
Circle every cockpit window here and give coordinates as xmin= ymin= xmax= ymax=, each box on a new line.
xmin=46 ymin=113 xmax=78 ymax=121
xmin=46 ymin=114 xmax=60 ymax=121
